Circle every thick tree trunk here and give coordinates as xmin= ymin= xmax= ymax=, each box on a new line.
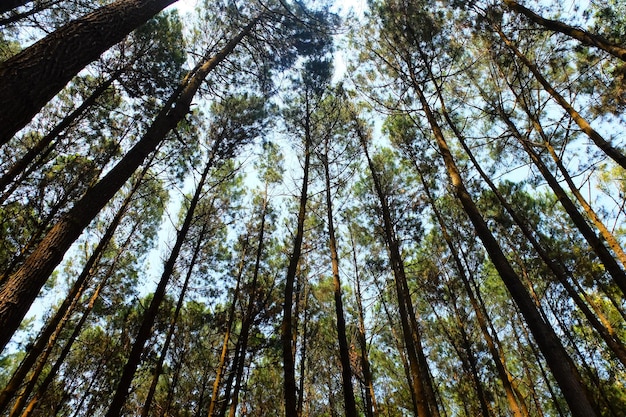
xmin=0 ymin=158 xmax=150 ymax=415
xmin=503 ymin=0 xmax=626 ymax=62
xmin=408 ymin=65 xmax=599 ymax=417
xmin=0 ymin=19 xmax=259 ymax=353
xmin=0 ymin=0 xmax=177 ymax=145
xmin=0 ymin=71 xmax=121 ymax=198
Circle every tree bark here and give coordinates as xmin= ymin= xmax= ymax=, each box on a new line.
xmin=503 ymin=0 xmax=626 ymax=62
xmin=407 ymin=62 xmax=599 ymax=417
xmin=281 ymin=101 xmax=311 ymax=417
xmin=493 ymin=24 xmax=626 ymax=170
xmin=0 ymin=0 xmax=177 ymax=145
xmin=0 ymin=70 xmax=122 ymax=199
xmin=322 ymin=138 xmax=358 ymax=417
xmin=0 ymin=18 xmax=260 ymax=353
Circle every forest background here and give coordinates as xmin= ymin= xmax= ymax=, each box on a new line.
xmin=0 ymin=0 xmax=625 ymax=416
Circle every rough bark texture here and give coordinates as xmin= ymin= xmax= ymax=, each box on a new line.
xmin=0 ymin=0 xmax=177 ymax=145
xmin=0 ymin=20 xmax=258 ymax=353
xmin=503 ymin=0 xmax=626 ymax=62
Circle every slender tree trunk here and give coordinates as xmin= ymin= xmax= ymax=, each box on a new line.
xmin=407 ymin=61 xmax=599 ymax=416
xmin=0 ymin=70 xmax=122 ymax=198
xmin=0 ymin=18 xmax=261 ymax=353
xmin=0 ymin=157 xmax=151 ymax=414
xmin=353 ymin=116 xmax=436 ymax=417
xmin=503 ymin=0 xmax=626 ymax=62
xmin=492 ymin=24 xmax=626 ymax=170
xmin=0 ymin=0 xmax=178 ymax=144
xmin=104 ymin=149 xmax=216 ymax=417
xmin=141 ymin=222 xmax=208 ymax=417
xmin=349 ymin=229 xmax=378 ymax=417
xmin=412 ymin=161 xmax=529 ymax=417
xmin=322 ymin=138 xmax=358 ymax=417
xmin=281 ymin=91 xmax=312 ymax=417
xmin=207 ymin=236 xmax=250 ymax=417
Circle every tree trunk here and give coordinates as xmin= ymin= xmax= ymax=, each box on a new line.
xmin=104 ymin=148 xmax=216 ymax=417
xmin=322 ymin=136 xmax=358 ymax=417
xmin=349 ymin=229 xmax=378 ymax=417
xmin=492 ymin=24 xmax=626 ymax=170
xmin=353 ymin=115 xmax=437 ymax=417
xmin=281 ymin=91 xmax=312 ymax=417
xmin=207 ymin=236 xmax=250 ymax=417
xmin=407 ymin=62 xmax=599 ymax=417
xmin=0 ymin=18 xmax=260 ymax=353
xmin=0 ymin=70 xmax=122 ymax=199
xmin=0 ymin=156 xmax=151 ymax=415
xmin=141 ymin=222 xmax=208 ymax=417
xmin=503 ymin=0 xmax=626 ymax=62
xmin=0 ymin=0 xmax=177 ymax=144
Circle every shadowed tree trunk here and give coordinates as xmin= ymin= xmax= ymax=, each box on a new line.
xmin=0 ymin=17 xmax=261 ymax=353
xmin=0 ymin=0 xmax=178 ymax=145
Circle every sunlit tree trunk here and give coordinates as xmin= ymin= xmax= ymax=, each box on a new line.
xmin=404 ymin=57 xmax=599 ymax=416
xmin=503 ymin=0 xmax=626 ymax=61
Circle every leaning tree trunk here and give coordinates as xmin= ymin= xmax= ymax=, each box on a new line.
xmin=0 ymin=17 xmax=261 ymax=354
xmin=0 ymin=0 xmax=177 ymax=145
xmin=0 ymin=70 xmax=122 ymax=198
xmin=406 ymin=60 xmax=599 ymax=417
xmin=104 ymin=147 xmax=217 ymax=417
xmin=503 ymin=0 xmax=626 ymax=62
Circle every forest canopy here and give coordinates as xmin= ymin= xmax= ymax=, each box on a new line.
xmin=1 ymin=0 xmax=626 ymax=416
